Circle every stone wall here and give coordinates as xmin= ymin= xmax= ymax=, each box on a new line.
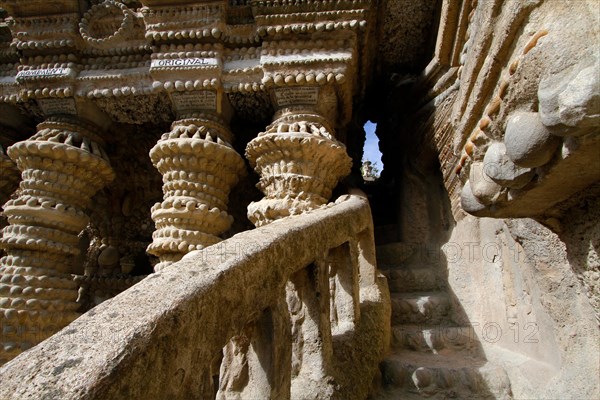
xmin=445 ymin=215 xmax=599 ymax=399
xmin=559 ymin=185 xmax=600 ymax=324
xmin=368 ymin=0 xmax=599 ymax=398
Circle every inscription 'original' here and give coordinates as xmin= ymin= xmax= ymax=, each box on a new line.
xmin=151 ymin=58 xmax=218 ymax=68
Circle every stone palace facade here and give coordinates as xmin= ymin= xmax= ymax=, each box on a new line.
xmin=0 ymin=1 xmax=598 ymax=399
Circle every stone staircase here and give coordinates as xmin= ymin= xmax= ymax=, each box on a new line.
xmin=373 ymin=242 xmax=512 ymax=399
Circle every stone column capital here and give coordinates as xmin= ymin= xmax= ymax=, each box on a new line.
xmin=246 ymin=108 xmax=351 ymax=227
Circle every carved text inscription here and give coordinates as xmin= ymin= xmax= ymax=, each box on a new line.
xmin=171 ymin=91 xmax=217 ymax=112
xmin=274 ymin=87 xmax=319 ymax=107
xmin=151 ymin=58 xmax=218 ymax=68
xmin=37 ymin=98 xmax=77 ymax=116
xmin=16 ymin=68 xmax=73 ymax=80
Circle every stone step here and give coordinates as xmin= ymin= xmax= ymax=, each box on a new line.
xmin=391 ymin=292 xmax=451 ymax=325
xmin=376 ymin=242 xmax=418 ymax=265
xmin=380 ymin=351 xmax=508 ymax=398
xmin=372 ymin=386 xmax=500 ymax=400
xmin=391 ymin=325 xmax=482 ymax=355
xmin=381 ymin=267 xmax=439 ymax=292
xmin=377 ymin=241 xmax=444 ymax=267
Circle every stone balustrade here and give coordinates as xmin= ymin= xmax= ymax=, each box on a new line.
xmin=0 ymin=192 xmax=389 ymax=400
xmin=0 ymin=0 xmax=374 ymax=365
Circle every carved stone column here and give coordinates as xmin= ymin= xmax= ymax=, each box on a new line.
xmin=0 ymin=146 xmax=20 ymax=232
xmin=0 ymin=146 xmax=19 ymax=204
xmin=0 ymin=146 xmax=20 ymax=262
xmin=245 ymin=107 xmax=352 ymax=227
xmin=218 ymin=108 xmax=352 ymax=398
xmin=0 ymin=117 xmax=114 ymax=364
xmin=147 ymin=113 xmax=245 ymax=271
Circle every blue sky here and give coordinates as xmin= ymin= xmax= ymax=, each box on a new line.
xmin=362 ymin=121 xmax=383 ymax=170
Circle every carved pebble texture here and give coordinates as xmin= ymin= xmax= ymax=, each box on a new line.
xmin=504 ymin=112 xmax=561 ymax=168
xmin=79 ymin=0 xmax=134 ymax=49
xmin=147 ymin=116 xmax=245 ymax=271
xmin=0 ymin=118 xmax=114 ymax=365
xmin=0 ymin=150 xmax=20 ymax=206
xmin=245 ymin=109 xmax=352 ymax=227
xmin=468 ymin=161 xmax=503 ymax=205
xmin=482 ymin=142 xmax=535 ymax=189
xmin=460 ymin=180 xmax=487 ymax=214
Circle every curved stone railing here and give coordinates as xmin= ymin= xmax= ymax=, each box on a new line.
xmin=0 ymin=192 xmax=390 ymax=400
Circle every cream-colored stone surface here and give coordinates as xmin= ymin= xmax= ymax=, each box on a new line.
xmin=444 ymin=216 xmax=599 ymax=399
xmin=147 ymin=115 xmax=245 ymax=271
xmin=0 ymin=117 xmax=114 ymax=364
xmin=0 ymin=194 xmax=389 ymax=400
xmin=0 ymin=0 xmax=377 ymax=376
xmin=246 ymin=108 xmax=352 ymax=227
xmin=0 ymin=0 xmax=597 ymax=398
xmin=443 ymin=0 xmax=600 ymax=219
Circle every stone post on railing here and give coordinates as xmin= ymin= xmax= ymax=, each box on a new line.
xmin=245 ymin=107 xmax=352 ymax=226
xmin=144 ymin=11 xmax=247 ymax=271
xmin=217 ymin=102 xmax=353 ymax=398
xmin=0 ymin=117 xmax=114 ymax=364
xmin=147 ymin=113 xmax=245 ymax=271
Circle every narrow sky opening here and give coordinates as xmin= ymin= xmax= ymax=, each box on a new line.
xmin=362 ymin=121 xmax=383 ymax=179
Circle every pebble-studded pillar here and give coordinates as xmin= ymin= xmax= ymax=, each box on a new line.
xmin=0 ymin=117 xmax=114 ymax=364
xmin=245 ymin=107 xmax=352 ymax=227
xmin=147 ymin=114 xmax=245 ymax=271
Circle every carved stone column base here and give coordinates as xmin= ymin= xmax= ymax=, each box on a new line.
xmin=147 ymin=115 xmax=245 ymax=271
xmin=0 ymin=262 xmax=80 ymax=364
xmin=245 ymin=108 xmax=351 ymax=227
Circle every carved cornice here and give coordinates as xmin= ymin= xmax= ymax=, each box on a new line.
xmin=0 ymin=0 xmax=371 ymax=127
